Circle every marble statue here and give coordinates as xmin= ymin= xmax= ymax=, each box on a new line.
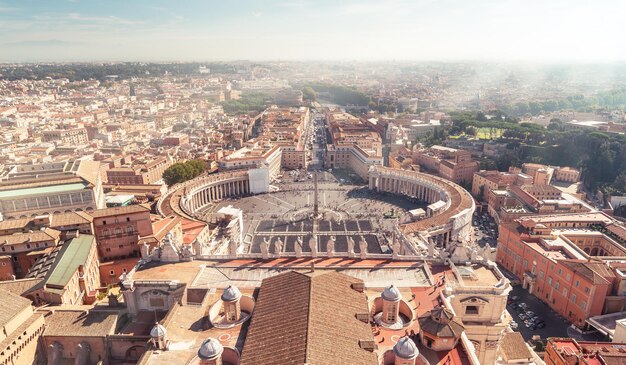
xmin=359 ymin=238 xmax=368 ymax=260
xmin=327 ymin=236 xmax=335 ymax=258
xmin=347 ymin=236 xmax=355 ymax=257
xmin=392 ymin=235 xmax=401 ymax=259
xmin=295 ymin=236 xmax=303 ymax=258
xmin=261 ymin=237 xmax=270 ymax=259
xmin=274 ymin=237 xmax=284 ymax=257
xmin=309 ymin=235 xmax=318 ymax=258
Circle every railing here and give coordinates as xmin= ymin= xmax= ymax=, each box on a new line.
xmin=195 ymin=252 xmax=444 ymax=262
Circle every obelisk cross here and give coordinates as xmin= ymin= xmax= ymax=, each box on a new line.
xmin=313 ymin=171 xmax=319 ymax=217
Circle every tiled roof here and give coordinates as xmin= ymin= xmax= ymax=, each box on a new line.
xmin=42 ymin=310 xmax=118 ymax=337
xmin=500 ymin=332 xmax=532 ymax=361
xmin=0 ymin=228 xmax=61 ymax=246
xmin=89 ymin=203 xmax=150 ymax=218
xmin=418 ymin=307 xmax=465 ymax=338
xmin=240 ymin=271 xmax=377 ymax=365
xmin=51 ymin=211 xmax=93 ymax=226
xmin=0 ymin=278 xmax=41 ymax=296
xmin=0 ymin=288 xmax=32 ymax=329
xmin=560 ymin=261 xmax=611 ymax=285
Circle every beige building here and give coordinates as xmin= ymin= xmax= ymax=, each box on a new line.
xmin=219 ymin=144 xmax=282 ymax=181
xmin=41 ymin=127 xmax=89 ymax=145
xmin=414 ymin=145 xmax=479 ymax=185
xmin=106 ymin=155 xmax=173 ymax=185
xmin=522 ymin=163 xmax=579 ymax=185
xmin=444 ymin=262 xmax=512 ymax=365
xmin=0 ymin=289 xmax=45 ymax=365
xmin=0 ymin=160 xmax=105 ymax=220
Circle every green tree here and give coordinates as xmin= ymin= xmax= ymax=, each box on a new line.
xmin=162 ymin=160 xmax=207 ymax=186
xmin=302 ymin=86 xmax=317 ymax=101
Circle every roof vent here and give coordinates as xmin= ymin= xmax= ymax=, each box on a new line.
xmin=358 ymin=340 xmax=377 ymax=352
xmin=351 ymin=282 xmax=365 ymax=292
xmin=355 ymin=313 xmax=370 ymax=323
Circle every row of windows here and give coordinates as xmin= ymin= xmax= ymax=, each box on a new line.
xmin=102 ymin=226 xmax=135 ymax=236
xmin=101 ymin=217 xmax=132 ymax=225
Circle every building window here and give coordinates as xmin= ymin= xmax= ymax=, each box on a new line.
xmin=563 ymin=288 xmax=568 ymax=296
xmin=465 ymin=306 xmax=479 ymax=315
xmin=126 ymin=217 xmax=131 ymax=222
xmin=581 ymin=301 xmax=587 ymax=310
xmin=575 ymin=280 xmax=579 ymax=287
xmin=585 ymin=287 xmax=590 ymax=294
xmin=555 ymin=282 xmax=560 ymax=290
xmin=103 ymin=220 xmax=107 ymax=225
xmin=547 ymin=277 xmax=552 ymax=285
xmin=572 ymin=294 xmax=577 ymax=304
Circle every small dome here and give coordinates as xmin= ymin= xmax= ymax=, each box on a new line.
xmin=150 ymin=322 xmax=167 ymax=338
xmin=381 ymin=284 xmax=402 ymax=302
xmin=198 ymin=338 xmax=224 ymax=359
xmin=394 ymin=336 xmax=419 ymax=359
xmin=221 ymin=285 xmax=242 ymax=302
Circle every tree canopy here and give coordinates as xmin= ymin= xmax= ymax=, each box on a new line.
xmin=162 ymin=160 xmax=207 ymax=186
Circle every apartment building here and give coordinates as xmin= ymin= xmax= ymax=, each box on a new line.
xmin=497 ymin=213 xmax=626 ymax=327
xmin=91 ymin=204 xmax=153 ymax=261
xmin=106 ymin=156 xmax=173 ymax=185
xmin=414 ymin=145 xmax=479 ymax=185
xmin=41 ymin=127 xmax=89 ymax=145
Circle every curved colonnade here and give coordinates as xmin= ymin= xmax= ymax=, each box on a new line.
xmin=158 ymin=166 xmax=475 ymax=254
xmin=369 ymin=166 xmax=475 ymax=248
xmin=157 ymin=171 xmax=251 ymax=220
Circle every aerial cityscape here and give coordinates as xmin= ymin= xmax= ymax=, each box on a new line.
xmin=2 ymin=1 xmax=626 ymax=365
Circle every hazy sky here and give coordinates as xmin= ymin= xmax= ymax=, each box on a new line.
xmin=0 ymin=0 xmax=625 ymax=62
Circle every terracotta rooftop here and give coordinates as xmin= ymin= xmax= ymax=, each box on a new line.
xmin=89 ymin=203 xmax=150 ymax=218
xmin=0 ymin=278 xmax=41 ymax=296
xmin=0 ymin=228 xmax=61 ymax=246
xmin=42 ymin=309 xmax=118 ymax=337
xmin=0 ymin=288 xmax=32 ymax=329
xmin=240 ymin=271 xmax=377 ymax=365
xmin=499 ymin=332 xmax=532 ymax=361
xmin=560 ymin=261 xmax=612 ymax=285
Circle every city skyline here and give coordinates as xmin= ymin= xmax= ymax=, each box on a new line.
xmin=1 ymin=0 xmax=625 ymax=62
